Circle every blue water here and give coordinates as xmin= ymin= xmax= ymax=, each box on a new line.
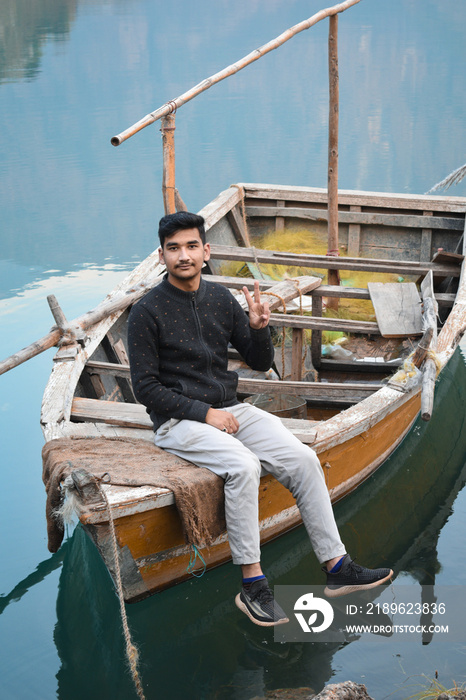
xmin=1 ymin=1 xmax=466 ymax=698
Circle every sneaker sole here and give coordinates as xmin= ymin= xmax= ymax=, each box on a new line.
xmin=235 ymin=593 xmax=289 ymax=627
xmin=324 ymin=570 xmax=393 ymax=598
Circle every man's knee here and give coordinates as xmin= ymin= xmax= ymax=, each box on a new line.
xmin=284 ymin=437 xmax=319 ymax=465
xmin=224 ymin=455 xmax=262 ymax=489
xmin=281 ymin=444 xmax=323 ymax=484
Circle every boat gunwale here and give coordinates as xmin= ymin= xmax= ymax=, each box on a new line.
xmin=238 ymin=182 xmax=466 ymax=211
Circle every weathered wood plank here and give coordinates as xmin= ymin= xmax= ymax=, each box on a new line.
xmin=319 ymin=357 xmax=402 ymax=372
xmin=431 ymin=250 xmax=464 ymax=266
xmin=420 ymin=211 xmax=433 ymax=262
xmin=105 ymin=328 xmax=136 ymax=403
xmin=368 ymin=283 xmax=423 ymax=338
xmin=258 ymin=276 xmax=321 ymax=311
xmin=89 ymin=373 xmax=107 ymax=398
xmin=433 ymin=292 xmax=456 ymax=307
xmin=199 ymin=186 xmax=242 ymax=232
xmin=71 ymin=397 xmax=153 ymax=429
xmin=207 ymin=275 xmax=370 ymax=300
xmin=347 ymin=205 xmax=361 ymax=256
xmin=226 ymin=203 xmax=251 ymax=247
xmin=238 ymin=376 xmax=379 ymax=403
xmin=279 ymin=418 xmax=318 ymax=444
xmin=311 ymin=294 xmax=323 ymax=369
xmin=275 ymin=200 xmax=285 ymax=231
xmin=86 ymin=360 xmax=131 ymax=378
xmin=85 ymin=354 xmax=398 ymax=383
xmin=291 ymin=329 xmax=304 ymax=380
xmin=70 ymin=396 xmax=326 ymax=442
xmin=207 ymin=275 xmax=454 ymax=305
xmin=420 ymin=229 xmax=433 ymax=261
xmin=61 ymin=420 xmax=157 ymax=443
xmin=269 ymin=312 xmax=380 ymax=334
xmin=240 ymin=183 xmax=466 ymax=213
xmin=246 ymin=205 xmax=465 ymax=231
xmin=313 ymin=286 xmax=369 ymax=299
xmin=430 ymin=250 xmax=464 ymax=286
xmin=74 ymin=375 xmax=380 ymax=422
xmin=209 ymin=244 xmax=461 ymax=277
xmin=420 ymin=271 xmax=438 ymax=421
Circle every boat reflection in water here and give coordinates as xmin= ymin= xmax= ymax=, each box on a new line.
xmin=51 ymin=339 xmax=466 ymax=699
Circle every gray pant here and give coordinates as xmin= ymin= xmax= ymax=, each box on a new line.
xmin=154 ymin=402 xmax=346 ymax=566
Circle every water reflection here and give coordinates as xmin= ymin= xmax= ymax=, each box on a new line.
xmin=0 ymin=260 xmax=135 ymax=304
xmin=0 ymin=0 xmax=77 ymax=83
xmin=50 ymin=343 xmax=466 ymax=699
xmin=0 ymin=544 xmax=68 ymax=616
xmin=1 ymin=0 xmax=465 ymax=282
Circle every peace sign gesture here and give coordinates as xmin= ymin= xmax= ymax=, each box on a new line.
xmin=242 ymin=281 xmax=270 ymax=329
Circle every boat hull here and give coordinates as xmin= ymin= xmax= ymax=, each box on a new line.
xmin=80 ymin=392 xmax=420 ymax=602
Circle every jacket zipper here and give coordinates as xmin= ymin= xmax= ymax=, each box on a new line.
xmin=191 ymin=293 xmax=227 ymax=402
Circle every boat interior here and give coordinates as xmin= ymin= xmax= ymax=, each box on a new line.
xmin=69 ymin=185 xmax=465 ymax=429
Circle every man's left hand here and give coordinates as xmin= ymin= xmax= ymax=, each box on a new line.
xmin=243 ymin=281 xmax=270 ymax=329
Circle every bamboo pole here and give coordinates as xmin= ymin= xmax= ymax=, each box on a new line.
xmin=47 ymin=294 xmax=68 ymax=330
xmin=327 ymin=13 xmax=340 ymax=308
xmin=111 ymin=0 xmax=361 ymax=147
xmin=412 ymin=326 xmax=434 ymax=368
xmin=420 ymin=298 xmax=437 ymax=421
xmin=420 ymin=271 xmax=438 ymax=421
xmin=0 ymin=330 xmax=62 ymax=375
xmin=175 ymin=189 xmax=188 ymax=212
xmin=0 ymin=282 xmax=156 ymax=376
xmin=161 ymin=114 xmax=177 ymax=215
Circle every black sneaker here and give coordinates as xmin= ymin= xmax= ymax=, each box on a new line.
xmin=235 ymin=578 xmax=289 ymax=627
xmin=323 ymin=554 xmax=393 ymax=598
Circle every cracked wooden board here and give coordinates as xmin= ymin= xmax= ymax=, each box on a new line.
xmin=368 ymin=282 xmax=423 ymax=338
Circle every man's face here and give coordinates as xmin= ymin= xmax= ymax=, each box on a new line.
xmin=159 ymin=227 xmax=211 ymax=289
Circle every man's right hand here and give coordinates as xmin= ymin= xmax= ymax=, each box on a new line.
xmin=205 ymin=408 xmax=239 ymax=434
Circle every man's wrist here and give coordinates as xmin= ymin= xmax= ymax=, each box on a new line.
xmin=249 ymin=325 xmax=270 ymax=338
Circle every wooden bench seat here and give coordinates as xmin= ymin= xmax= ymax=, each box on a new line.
xmin=209 ymin=244 xmax=462 ymax=277
xmin=72 ymin=397 xmax=153 ymax=429
xmin=70 ymin=396 xmax=321 ymax=443
xmin=85 ymin=361 xmax=381 ymax=401
xmin=208 ymin=275 xmax=456 ymax=307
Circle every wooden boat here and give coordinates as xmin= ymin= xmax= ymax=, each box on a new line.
xmin=39 ymin=182 xmax=466 ymax=602
xmin=0 ymin=1 xmax=453 ymax=603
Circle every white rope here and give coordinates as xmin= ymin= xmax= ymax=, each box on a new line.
xmin=53 ymin=475 xmax=146 ymax=698
xmin=97 ymin=478 xmax=147 ymax=700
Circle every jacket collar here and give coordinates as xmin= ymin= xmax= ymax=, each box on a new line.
xmin=160 ymin=274 xmax=207 ymax=303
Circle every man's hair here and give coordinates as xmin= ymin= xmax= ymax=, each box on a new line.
xmin=158 ymin=211 xmax=206 ymax=248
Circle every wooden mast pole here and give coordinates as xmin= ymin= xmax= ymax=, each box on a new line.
xmin=111 ymin=0 xmax=361 ymax=147
xmin=327 ymin=13 xmax=340 ymax=308
xmin=161 ymin=114 xmax=177 ymax=215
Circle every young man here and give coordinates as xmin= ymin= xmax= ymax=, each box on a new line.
xmin=127 ymin=211 xmax=393 ymax=627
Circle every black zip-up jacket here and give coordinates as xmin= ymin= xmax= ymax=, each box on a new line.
xmin=127 ymin=276 xmax=274 ymax=431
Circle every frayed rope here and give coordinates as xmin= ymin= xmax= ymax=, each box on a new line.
xmin=186 ymin=545 xmax=206 ymax=578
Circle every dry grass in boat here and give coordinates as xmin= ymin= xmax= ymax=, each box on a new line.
xmin=220 ymin=227 xmax=416 ymax=355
